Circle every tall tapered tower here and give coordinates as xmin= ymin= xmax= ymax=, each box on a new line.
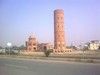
xmin=54 ymin=9 xmax=66 ymax=53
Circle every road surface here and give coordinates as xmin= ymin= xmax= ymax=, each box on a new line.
xmin=0 ymin=57 xmax=100 ymax=75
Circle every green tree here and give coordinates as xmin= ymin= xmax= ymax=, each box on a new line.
xmin=44 ymin=49 xmax=52 ymax=57
xmin=0 ymin=46 xmax=3 ymax=49
xmin=18 ymin=45 xmax=26 ymax=50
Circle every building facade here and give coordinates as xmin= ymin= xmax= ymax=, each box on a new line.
xmin=37 ymin=43 xmax=53 ymax=52
xmin=54 ymin=9 xmax=66 ymax=53
xmin=88 ymin=40 xmax=100 ymax=50
xmin=26 ymin=35 xmax=37 ymax=52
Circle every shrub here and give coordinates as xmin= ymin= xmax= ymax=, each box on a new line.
xmin=44 ymin=49 xmax=52 ymax=57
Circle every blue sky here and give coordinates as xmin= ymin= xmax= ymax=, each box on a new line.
xmin=0 ymin=0 xmax=100 ymax=47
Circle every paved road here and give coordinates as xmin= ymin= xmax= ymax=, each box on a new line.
xmin=0 ymin=57 xmax=100 ymax=75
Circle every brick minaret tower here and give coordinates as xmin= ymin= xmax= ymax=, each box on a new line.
xmin=54 ymin=9 xmax=66 ymax=53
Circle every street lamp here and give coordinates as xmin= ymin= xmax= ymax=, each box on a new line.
xmin=7 ymin=42 xmax=12 ymax=55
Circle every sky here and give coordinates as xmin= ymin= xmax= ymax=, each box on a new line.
xmin=0 ymin=0 xmax=100 ymax=47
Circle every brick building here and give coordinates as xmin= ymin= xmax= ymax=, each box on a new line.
xmin=26 ymin=35 xmax=37 ymax=52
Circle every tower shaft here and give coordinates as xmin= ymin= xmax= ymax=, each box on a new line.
xmin=54 ymin=9 xmax=66 ymax=53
